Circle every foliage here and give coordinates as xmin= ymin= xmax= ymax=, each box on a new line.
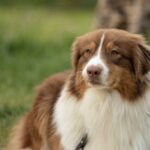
xmin=0 ymin=0 xmax=97 ymax=9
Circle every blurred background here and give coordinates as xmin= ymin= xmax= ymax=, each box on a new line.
xmin=0 ymin=0 xmax=149 ymax=149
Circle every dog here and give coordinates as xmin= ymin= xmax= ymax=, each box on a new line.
xmin=7 ymin=29 xmax=150 ymax=150
xmin=95 ymin=0 xmax=150 ymax=35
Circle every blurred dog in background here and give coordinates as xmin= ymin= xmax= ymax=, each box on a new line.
xmin=95 ymin=0 xmax=150 ymax=35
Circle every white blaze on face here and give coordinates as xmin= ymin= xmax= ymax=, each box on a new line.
xmin=82 ymin=33 xmax=109 ymax=84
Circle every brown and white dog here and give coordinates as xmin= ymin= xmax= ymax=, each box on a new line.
xmin=7 ymin=29 xmax=150 ymax=150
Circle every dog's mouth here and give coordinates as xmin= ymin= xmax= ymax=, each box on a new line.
xmin=85 ymin=76 xmax=110 ymax=89
xmin=88 ymin=78 xmax=100 ymax=85
xmin=86 ymin=78 xmax=107 ymax=88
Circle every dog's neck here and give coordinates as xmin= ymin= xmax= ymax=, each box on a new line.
xmin=80 ymin=87 xmax=150 ymax=150
xmin=54 ymin=85 xmax=150 ymax=150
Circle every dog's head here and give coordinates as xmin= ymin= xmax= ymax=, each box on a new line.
xmin=70 ymin=29 xmax=150 ymax=101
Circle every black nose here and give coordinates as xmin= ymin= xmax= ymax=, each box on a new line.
xmin=87 ymin=65 xmax=102 ymax=79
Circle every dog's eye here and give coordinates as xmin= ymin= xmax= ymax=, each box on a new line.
xmin=84 ymin=49 xmax=92 ymax=57
xmin=111 ymin=48 xmax=121 ymax=57
xmin=111 ymin=50 xmax=119 ymax=55
xmin=85 ymin=49 xmax=91 ymax=53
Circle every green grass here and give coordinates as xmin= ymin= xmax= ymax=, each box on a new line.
xmin=0 ymin=6 xmax=92 ymax=148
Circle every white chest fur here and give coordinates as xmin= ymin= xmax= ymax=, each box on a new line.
xmin=54 ymin=87 xmax=150 ymax=150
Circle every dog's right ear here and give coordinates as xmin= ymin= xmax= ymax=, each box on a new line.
xmin=71 ymin=37 xmax=81 ymax=71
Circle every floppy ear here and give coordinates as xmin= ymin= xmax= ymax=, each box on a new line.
xmin=71 ymin=37 xmax=81 ymax=71
xmin=133 ymin=42 xmax=150 ymax=80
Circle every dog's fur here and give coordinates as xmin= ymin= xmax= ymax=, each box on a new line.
xmin=95 ymin=0 xmax=150 ymax=34
xmin=7 ymin=29 xmax=150 ymax=150
xmin=7 ymin=72 xmax=70 ymax=150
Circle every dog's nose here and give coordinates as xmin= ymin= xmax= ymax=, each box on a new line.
xmin=87 ymin=65 xmax=102 ymax=78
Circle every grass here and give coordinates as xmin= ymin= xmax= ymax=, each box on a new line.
xmin=0 ymin=6 xmax=92 ymax=148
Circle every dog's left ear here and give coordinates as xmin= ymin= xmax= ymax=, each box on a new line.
xmin=133 ymin=39 xmax=150 ymax=80
xmin=138 ymin=43 xmax=150 ymax=73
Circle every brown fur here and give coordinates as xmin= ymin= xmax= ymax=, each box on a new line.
xmin=7 ymin=71 xmax=70 ymax=150
xmin=7 ymin=29 xmax=150 ymax=150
